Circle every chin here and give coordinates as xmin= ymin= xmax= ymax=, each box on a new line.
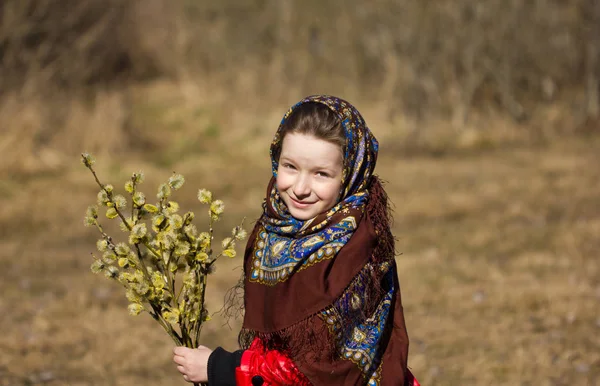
xmin=290 ymin=211 xmax=316 ymax=221
xmin=286 ymin=206 xmax=312 ymax=220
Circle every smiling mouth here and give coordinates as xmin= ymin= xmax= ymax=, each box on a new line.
xmin=289 ymin=197 xmax=315 ymax=208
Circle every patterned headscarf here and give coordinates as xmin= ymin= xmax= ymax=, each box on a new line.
xmin=242 ymin=95 xmax=410 ymax=385
xmin=247 ymin=95 xmax=378 ymax=285
xmin=270 ymin=95 xmax=379 ymax=199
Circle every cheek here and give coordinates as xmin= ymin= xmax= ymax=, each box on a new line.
xmin=275 ymin=172 xmax=291 ymax=191
xmin=318 ymin=181 xmax=342 ymax=203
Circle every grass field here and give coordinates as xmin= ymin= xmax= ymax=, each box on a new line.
xmin=0 ymin=84 xmax=598 ymax=385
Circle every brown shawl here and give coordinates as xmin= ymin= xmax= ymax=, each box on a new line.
xmin=240 ymin=95 xmax=410 ymax=385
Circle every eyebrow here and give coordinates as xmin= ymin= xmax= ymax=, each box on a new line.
xmin=279 ymin=156 xmax=340 ymax=171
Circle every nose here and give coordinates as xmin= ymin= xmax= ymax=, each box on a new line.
xmin=292 ymin=174 xmax=311 ymax=198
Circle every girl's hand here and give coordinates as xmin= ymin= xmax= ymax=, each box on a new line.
xmin=173 ymin=346 xmax=213 ymax=383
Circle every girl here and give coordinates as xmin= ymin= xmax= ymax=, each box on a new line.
xmin=173 ymin=95 xmax=418 ymax=386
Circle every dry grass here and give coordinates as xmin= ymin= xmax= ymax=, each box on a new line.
xmin=0 ymin=82 xmax=598 ymax=385
xmin=2 ymin=0 xmax=599 ymax=180
xmin=1 ymin=1 xmax=599 ymax=384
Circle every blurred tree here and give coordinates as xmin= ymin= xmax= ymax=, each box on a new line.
xmin=1 ymin=0 xmax=599 ymax=134
xmin=0 ymin=0 xmax=179 ymax=94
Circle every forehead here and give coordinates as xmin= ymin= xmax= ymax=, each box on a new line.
xmin=280 ymin=133 xmax=342 ymax=166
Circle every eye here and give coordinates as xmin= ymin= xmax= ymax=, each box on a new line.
xmin=316 ymin=171 xmax=330 ymax=178
xmin=282 ymin=163 xmax=296 ymax=170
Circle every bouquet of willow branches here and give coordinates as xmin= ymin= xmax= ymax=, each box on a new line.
xmin=81 ymin=153 xmax=246 ymax=355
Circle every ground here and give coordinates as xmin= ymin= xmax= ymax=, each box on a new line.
xmin=0 ymin=86 xmax=598 ymax=385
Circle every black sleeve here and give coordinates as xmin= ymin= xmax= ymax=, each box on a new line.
xmin=207 ymin=347 xmax=245 ymax=386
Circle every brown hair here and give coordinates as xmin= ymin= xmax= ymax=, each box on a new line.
xmin=277 ymin=102 xmax=345 ymax=156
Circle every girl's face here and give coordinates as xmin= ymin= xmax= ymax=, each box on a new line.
xmin=276 ymin=132 xmax=343 ymax=220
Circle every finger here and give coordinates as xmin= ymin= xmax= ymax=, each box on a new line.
xmin=177 ymin=365 xmax=186 ymax=374
xmin=173 ymin=346 xmax=187 ymax=355
xmin=183 ymin=374 xmax=190 ymax=382
xmin=173 ymin=355 xmax=185 ymax=365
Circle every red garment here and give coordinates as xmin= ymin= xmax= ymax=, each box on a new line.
xmin=235 ymin=337 xmax=420 ymax=386
xmin=406 ymin=371 xmax=420 ymax=386
xmin=235 ymin=338 xmax=311 ymax=386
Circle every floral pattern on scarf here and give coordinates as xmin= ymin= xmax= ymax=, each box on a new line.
xmin=320 ymin=263 xmax=395 ymax=385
